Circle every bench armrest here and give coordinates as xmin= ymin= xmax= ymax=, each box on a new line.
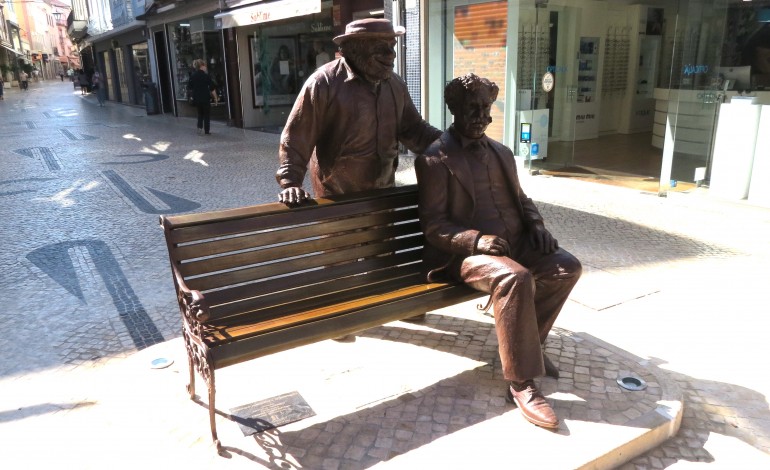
xmin=173 ymin=268 xmax=211 ymax=323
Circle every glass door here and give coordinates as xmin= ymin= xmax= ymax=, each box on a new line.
xmin=517 ymin=1 xmax=581 ymax=173
xmin=659 ymin=0 xmax=730 ymax=195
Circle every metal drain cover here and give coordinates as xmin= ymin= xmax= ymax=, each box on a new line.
xmin=150 ymin=357 xmax=173 ymax=369
xmin=617 ymin=375 xmax=647 ymax=391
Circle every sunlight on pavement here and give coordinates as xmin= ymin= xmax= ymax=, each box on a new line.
xmin=153 ymin=141 xmax=170 ymax=151
xmin=123 ymin=133 xmax=141 ymax=141
xmin=33 ymin=180 xmax=100 ymax=207
xmin=79 ymin=180 xmax=101 ymax=191
xmin=35 ymin=184 xmax=76 ymax=207
xmin=549 ymin=392 xmax=587 ymax=403
xmin=695 ymin=433 xmax=770 ymax=467
xmin=140 ymin=146 xmax=158 ymax=154
xmin=183 ymin=150 xmax=208 ymax=166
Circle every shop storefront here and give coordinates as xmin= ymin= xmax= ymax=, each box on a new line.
xmin=92 ymin=26 xmax=148 ymax=106
xmin=167 ymin=17 xmax=227 ymax=119
xmin=143 ymin=0 xmax=228 ymax=120
xmin=424 ymin=0 xmax=770 ymax=203
xmin=214 ymin=0 xmax=336 ymax=130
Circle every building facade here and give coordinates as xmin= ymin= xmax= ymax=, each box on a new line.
xmin=138 ymin=0 xmax=390 ymax=126
xmin=423 ymin=0 xmax=770 ymax=203
xmin=54 ymin=0 xmax=770 ymax=205
xmin=87 ymin=0 xmax=149 ymax=106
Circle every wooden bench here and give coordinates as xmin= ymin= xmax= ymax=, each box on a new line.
xmin=159 ymin=185 xmax=479 ymax=452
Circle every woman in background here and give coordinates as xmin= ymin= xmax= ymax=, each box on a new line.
xmin=188 ymin=59 xmax=218 ymax=135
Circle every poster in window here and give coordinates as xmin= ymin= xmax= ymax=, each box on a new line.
xmin=250 ymin=35 xmax=299 ymax=107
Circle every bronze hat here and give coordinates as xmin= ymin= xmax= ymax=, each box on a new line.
xmin=333 ymin=18 xmax=405 ymax=45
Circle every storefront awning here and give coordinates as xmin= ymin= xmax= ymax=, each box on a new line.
xmin=82 ymin=20 xmax=146 ymax=48
xmin=1 ymin=42 xmax=24 ymax=57
xmin=214 ymin=0 xmax=320 ymax=29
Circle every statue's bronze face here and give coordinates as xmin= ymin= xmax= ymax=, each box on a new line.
xmin=345 ymin=38 xmax=397 ymax=83
xmin=454 ymin=86 xmax=494 ymax=139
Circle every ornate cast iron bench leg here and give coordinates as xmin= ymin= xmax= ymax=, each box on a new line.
xmin=182 ymin=326 xmax=221 ymax=452
xmin=208 ymin=372 xmax=221 ymax=454
xmin=183 ymin=330 xmax=196 ymax=399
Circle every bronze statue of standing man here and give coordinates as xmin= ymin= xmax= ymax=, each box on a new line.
xmin=276 ymin=18 xmax=441 ymax=204
xmin=415 ymin=73 xmax=582 ymax=429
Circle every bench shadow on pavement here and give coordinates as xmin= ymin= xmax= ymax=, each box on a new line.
xmin=207 ymin=313 xmax=680 ymax=469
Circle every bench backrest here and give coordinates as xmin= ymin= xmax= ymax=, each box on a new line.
xmin=160 ymin=185 xmax=427 ymax=325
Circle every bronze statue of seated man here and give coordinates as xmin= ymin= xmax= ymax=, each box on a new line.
xmin=415 ymin=73 xmax=582 ymax=429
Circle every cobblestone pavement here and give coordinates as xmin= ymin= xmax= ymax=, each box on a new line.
xmin=1 ymin=81 xmax=769 ymax=468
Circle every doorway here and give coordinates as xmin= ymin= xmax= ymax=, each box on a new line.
xmin=521 ymin=0 xmax=668 ymax=189
xmin=154 ymin=30 xmax=174 ymax=113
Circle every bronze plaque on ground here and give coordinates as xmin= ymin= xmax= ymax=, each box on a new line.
xmin=229 ymin=391 xmax=315 ymax=436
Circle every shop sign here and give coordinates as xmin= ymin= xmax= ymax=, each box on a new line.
xmin=215 ymin=0 xmax=321 ymax=29
xmin=546 ymin=65 xmax=567 ymax=73
xmin=541 ymin=72 xmax=554 ymax=92
xmin=310 ymin=21 xmax=332 ymax=33
xmin=683 ymin=64 xmax=709 ymax=75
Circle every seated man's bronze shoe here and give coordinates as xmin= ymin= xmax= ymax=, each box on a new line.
xmin=506 ymin=380 xmax=559 ymax=429
xmin=543 ymin=354 xmax=559 ymax=379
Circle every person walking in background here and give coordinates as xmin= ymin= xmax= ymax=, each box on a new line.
xmin=187 ymin=59 xmax=218 ymax=135
xmin=0 ymin=74 xmax=4 ymax=100
xmin=92 ymin=71 xmax=105 ymax=106
xmin=19 ymin=71 xmax=28 ymax=91
xmin=77 ymin=70 xmax=89 ymax=95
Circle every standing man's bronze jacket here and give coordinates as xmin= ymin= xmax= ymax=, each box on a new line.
xmin=276 ymin=57 xmax=440 ymax=197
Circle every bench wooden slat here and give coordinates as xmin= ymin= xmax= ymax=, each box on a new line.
xmin=178 ymin=220 xmax=422 ymax=278
xmin=165 ymin=191 xmax=418 ymax=244
xmin=208 ymin=263 xmax=423 ymax=322
xmin=162 ymin=185 xmax=418 ymax=230
xmin=203 ymin=249 xmax=423 ymax=308
xmin=202 ymin=282 xmax=455 ymax=344
xmin=209 ymin=284 xmax=481 ymax=369
xmin=211 ymin=273 xmax=425 ymax=330
xmin=173 ymin=207 xmax=418 ymax=261
xmin=185 ymin=235 xmax=422 ymax=292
